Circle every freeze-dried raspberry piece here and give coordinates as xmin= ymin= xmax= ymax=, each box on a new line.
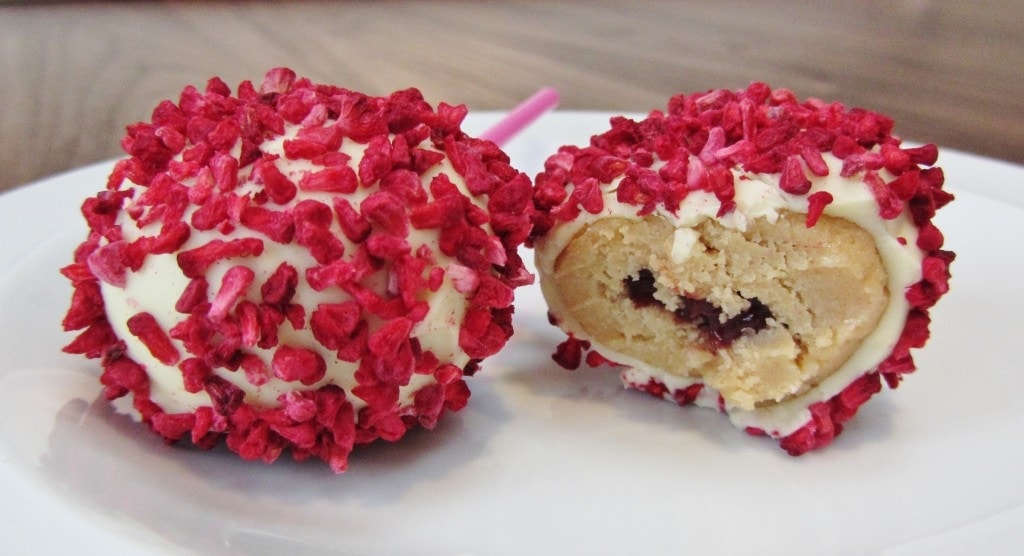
xmin=293 ymin=200 xmax=346 ymax=264
xmin=253 ymin=157 xmax=297 ymax=205
xmin=284 ymin=124 xmax=344 ymax=160
xmin=208 ymin=266 xmax=255 ymax=322
xmin=177 ymin=238 xmax=264 ymax=278
xmin=126 ymin=312 xmax=180 ymax=365
xmin=459 ymin=305 xmax=512 ymax=359
xmin=299 ymin=165 xmax=358 ymax=193
xmin=805 ymin=191 xmax=833 ymax=227
xmin=175 ymin=276 xmax=209 ymax=313
xmin=310 ymin=301 xmax=362 ymax=351
xmin=361 ymin=191 xmax=410 ymax=237
xmin=98 ymin=356 xmax=148 ymax=400
xmin=260 ymin=262 xmax=299 ymax=306
xmin=552 ymin=335 xmax=589 ymax=370
xmin=779 ymin=155 xmax=811 ymax=194
xmin=179 ymin=357 xmax=211 ymax=393
xmin=239 ymin=205 xmax=295 ymax=243
xmin=239 ymin=353 xmax=271 ymax=386
xmin=62 ymin=279 xmax=105 ymax=331
xmin=63 ymin=321 xmax=120 ymax=360
xmin=87 ymin=241 xmax=129 ymax=287
xmin=272 ymin=345 xmax=327 ymax=385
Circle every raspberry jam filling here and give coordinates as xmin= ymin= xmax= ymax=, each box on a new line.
xmin=623 ymin=269 xmax=773 ymax=350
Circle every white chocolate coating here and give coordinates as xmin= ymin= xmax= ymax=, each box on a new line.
xmin=102 ymin=122 xmax=484 ymax=414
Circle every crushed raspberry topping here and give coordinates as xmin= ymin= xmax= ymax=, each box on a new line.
xmin=529 ymin=82 xmax=952 ymax=242
xmin=536 ymin=83 xmax=955 ymax=455
xmin=62 ymin=68 xmax=534 ymax=472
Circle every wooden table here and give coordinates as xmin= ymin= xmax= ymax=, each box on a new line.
xmin=2 ymin=0 xmax=1022 ymax=193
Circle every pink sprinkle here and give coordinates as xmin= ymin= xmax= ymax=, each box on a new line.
xmin=480 ymin=87 xmax=560 ymax=146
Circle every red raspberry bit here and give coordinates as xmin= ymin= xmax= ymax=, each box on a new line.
xmin=864 ymin=170 xmax=904 ymax=219
xmin=305 ymin=259 xmax=358 ymax=292
xmin=572 ymin=177 xmax=605 ymax=214
xmin=552 ymin=335 xmax=590 ymax=370
xmin=259 ymin=67 xmax=296 ymax=94
xmin=87 ymin=241 xmax=129 ymax=287
xmin=97 ymin=356 xmax=147 ymax=400
xmin=472 ymin=274 xmax=515 ymax=309
xmin=284 ymin=124 xmax=344 ymax=160
xmin=210 ymin=152 xmax=239 ymax=191
xmin=459 ymin=305 xmax=512 ymax=359
xmin=204 ymin=374 xmax=245 ymax=416
xmin=294 ymin=211 xmax=346 ymax=265
xmin=887 ymin=170 xmax=921 ymax=201
xmin=779 ymin=155 xmax=811 ymax=194
xmin=358 ymin=136 xmax=394 ymax=187
xmin=631 ymin=377 xmax=669 ymax=400
xmin=208 ymin=119 xmax=241 ymax=152
xmin=271 ymin=345 xmax=326 ymax=385
xmin=177 ymin=237 xmax=265 ymax=278
xmin=433 ymin=363 xmax=463 ymax=385
xmin=366 ymin=233 xmax=411 ymax=260
xmin=333 ymin=198 xmax=372 ymax=243
xmin=799 ymin=145 xmax=831 ymax=177
xmin=236 ymin=301 xmax=261 ymax=347
xmin=447 ymin=264 xmax=479 ymax=293
xmin=299 ymin=166 xmax=358 ymax=193
xmin=190 ymin=192 xmax=232 ymax=231
xmin=260 ymin=262 xmax=299 ymax=306
xmin=804 ymin=191 xmax=834 ymax=228
xmin=427 ymin=267 xmax=445 ymax=291
xmin=150 ymin=412 xmax=196 ymax=441
xmin=412 ymin=383 xmax=446 ymax=429
xmin=279 ymin=390 xmax=317 ymax=422
xmin=253 ymin=157 xmax=297 ymax=205
xmin=135 ymin=221 xmax=192 ymax=257
xmin=80 ymin=190 xmax=132 ymax=238
xmin=179 ymin=357 xmax=211 ymax=393
xmin=915 ymin=222 xmax=945 ymax=251
xmin=239 ymin=353 xmax=271 ymax=386
xmin=368 ymin=317 xmax=413 ymax=357
xmin=409 ymin=195 xmax=465 ymax=229
xmin=903 ymin=143 xmax=939 ymax=166
xmin=239 ymin=205 xmax=296 ymax=244
xmin=584 ymin=350 xmax=617 ymax=368
xmin=443 ymin=379 xmax=471 ymax=412
xmin=62 ymin=279 xmax=105 ymax=331
xmin=175 ymin=276 xmax=210 ymax=313
xmin=126 ymin=312 xmax=180 ymax=365
xmin=208 ymin=266 xmax=256 ymax=322
xmin=63 ymin=320 xmax=119 ymax=360
xmin=385 ymin=170 xmax=430 ymax=207
xmin=671 ymin=383 xmax=704 ymax=406
xmin=360 ymin=191 xmax=410 ymax=237
xmin=779 ymin=373 xmax=882 ymax=455
xmin=310 ymin=301 xmax=362 ymax=351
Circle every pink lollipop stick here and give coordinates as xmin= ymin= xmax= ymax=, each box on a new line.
xmin=481 ymin=87 xmax=560 ymax=146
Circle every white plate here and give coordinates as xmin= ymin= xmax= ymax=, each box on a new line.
xmin=2 ymin=112 xmax=1023 ymax=555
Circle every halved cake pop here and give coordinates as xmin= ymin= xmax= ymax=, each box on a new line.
xmin=530 ymin=83 xmax=953 ymax=454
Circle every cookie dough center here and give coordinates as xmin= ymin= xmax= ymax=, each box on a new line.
xmin=550 ymin=212 xmax=889 ymax=410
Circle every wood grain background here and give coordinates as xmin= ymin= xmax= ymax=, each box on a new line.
xmin=2 ymin=0 xmax=1022 ymax=192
